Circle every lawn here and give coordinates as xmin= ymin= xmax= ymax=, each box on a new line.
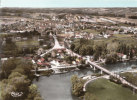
xmin=85 ymin=78 xmax=137 ymax=100
xmin=113 ymin=34 xmax=132 ymax=38
xmin=82 ymin=29 xmax=100 ymax=34
xmin=16 ymin=40 xmax=39 ymax=47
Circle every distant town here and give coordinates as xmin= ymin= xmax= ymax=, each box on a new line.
xmin=0 ymin=8 xmax=137 ymax=100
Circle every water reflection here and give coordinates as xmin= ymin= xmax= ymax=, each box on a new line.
xmin=34 ymin=60 xmax=137 ymax=100
xmin=104 ymin=60 xmax=137 ymax=73
xmin=34 ymin=69 xmax=94 ymax=100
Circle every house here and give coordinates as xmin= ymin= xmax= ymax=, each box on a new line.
xmin=113 ymin=31 xmax=119 ymax=34
xmin=38 ymin=39 xmax=44 ymax=41
xmin=1 ymin=58 xmax=8 ymax=63
xmin=117 ymin=53 xmax=127 ymax=61
xmin=76 ymin=58 xmax=80 ymax=63
xmin=75 ymin=35 xmax=83 ymax=39
xmin=22 ymin=37 xmax=28 ymax=41
xmin=37 ymin=48 xmax=44 ymax=55
xmin=50 ymin=60 xmax=60 ymax=67
xmin=43 ymin=45 xmax=47 ymax=47
xmin=37 ymin=62 xmax=43 ymax=65
xmin=24 ymin=57 xmax=32 ymax=60
xmin=51 ymin=51 xmax=56 ymax=57
xmin=1 ymin=58 xmax=8 ymax=61
xmin=72 ymin=61 xmax=76 ymax=65
xmin=16 ymin=37 xmax=21 ymax=41
xmin=32 ymin=60 xmax=36 ymax=64
xmin=104 ymin=34 xmax=110 ymax=38
xmin=39 ymin=58 xmax=45 ymax=62
xmin=43 ymin=62 xmax=50 ymax=67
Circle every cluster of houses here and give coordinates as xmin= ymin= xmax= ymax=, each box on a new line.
xmin=32 ymin=47 xmax=84 ymax=70
xmin=1 ymin=13 xmax=137 ymax=69
xmin=1 ymin=13 xmax=137 ymax=40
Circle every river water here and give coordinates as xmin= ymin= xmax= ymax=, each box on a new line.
xmin=34 ymin=60 xmax=137 ymax=100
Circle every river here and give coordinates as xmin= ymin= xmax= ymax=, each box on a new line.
xmin=33 ymin=60 xmax=137 ymax=100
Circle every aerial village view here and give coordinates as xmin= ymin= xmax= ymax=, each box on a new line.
xmin=0 ymin=0 xmax=137 ymax=100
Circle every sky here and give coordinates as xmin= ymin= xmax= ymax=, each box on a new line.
xmin=1 ymin=0 xmax=137 ymax=8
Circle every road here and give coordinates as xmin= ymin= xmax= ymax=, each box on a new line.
xmin=40 ymin=35 xmax=65 ymax=57
xmin=33 ymin=35 xmax=137 ymax=90
xmin=83 ymin=75 xmax=110 ymax=91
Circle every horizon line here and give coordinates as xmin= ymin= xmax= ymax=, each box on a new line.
xmin=1 ymin=7 xmax=136 ymax=9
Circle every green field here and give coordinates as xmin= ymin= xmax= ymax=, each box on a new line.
xmin=113 ymin=34 xmax=132 ymax=38
xmin=16 ymin=40 xmax=39 ymax=47
xmin=85 ymin=78 xmax=137 ymax=100
xmin=82 ymin=29 xmax=100 ymax=34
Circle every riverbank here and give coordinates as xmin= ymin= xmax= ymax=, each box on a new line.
xmin=71 ymin=63 xmax=137 ymax=100
xmin=0 ymin=58 xmax=43 ymax=100
xmin=85 ymin=78 xmax=137 ymax=100
xmin=34 ymin=64 xmax=89 ymax=76
xmin=34 ymin=60 xmax=137 ymax=100
xmin=33 ymin=69 xmax=94 ymax=100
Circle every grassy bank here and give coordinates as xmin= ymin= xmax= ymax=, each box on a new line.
xmin=85 ymin=78 xmax=137 ymax=100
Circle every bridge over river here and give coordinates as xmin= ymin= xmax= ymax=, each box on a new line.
xmin=33 ymin=35 xmax=137 ymax=91
xmin=86 ymin=61 xmax=137 ymax=91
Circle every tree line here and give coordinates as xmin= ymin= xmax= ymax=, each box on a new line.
xmin=70 ymin=37 xmax=137 ymax=63
xmin=0 ymin=58 xmax=43 ymax=100
xmin=1 ymin=38 xmax=38 ymax=57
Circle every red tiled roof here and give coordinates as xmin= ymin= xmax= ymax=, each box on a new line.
xmin=40 ymin=58 xmax=45 ymax=62
xmin=24 ymin=57 xmax=32 ymax=60
xmin=37 ymin=62 xmax=43 ymax=65
xmin=43 ymin=63 xmax=50 ymax=66
xmin=117 ymin=53 xmax=124 ymax=57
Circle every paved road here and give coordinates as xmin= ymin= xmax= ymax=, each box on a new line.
xmin=83 ymin=75 xmax=110 ymax=91
xmin=34 ymin=35 xmax=137 ymax=90
xmin=87 ymin=61 xmax=137 ymax=90
xmin=40 ymin=35 xmax=65 ymax=57
xmin=64 ymin=37 xmax=137 ymax=90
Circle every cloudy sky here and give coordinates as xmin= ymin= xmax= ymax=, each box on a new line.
xmin=1 ymin=0 xmax=137 ymax=8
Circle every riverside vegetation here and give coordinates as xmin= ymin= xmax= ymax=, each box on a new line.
xmin=71 ymin=72 xmax=137 ymax=100
xmin=71 ymin=36 xmax=137 ymax=63
xmin=0 ymin=58 xmax=43 ymax=100
xmin=85 ymin=78 xmax=137 ymax=100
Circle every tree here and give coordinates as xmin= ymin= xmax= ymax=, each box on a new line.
xmin=79 ymin=45 xmax=86 ymax=56
xmin=8 ymin=72 xmax=30 ymax=98
xmin=39 ymin=41 xmax=44 ymax=46
xmin=8 ymin=72 xmax=24 ymax=79
xmin=65 ymin=56 xmax=76 ymax=64
xmin=1 ymin=72 xmax=30 ymax=100
xmin=93 ymin=46 xmax=102 ymax=60
xmin=2 ymin=38 xmax=18 ymax=56
xmin=121 ymin=72 xmax=137 ymax=86
xmin=71 ymin=75 xmax=85 ymax=97
xmin=86 ymin=45 xmax=94 ymax=55
xmin=34 ymin=96 xmax=43 ymax=100
xmin=105 ymin=52 xmax=118 ymax=64
xmin=0 ymin=58 xmax=42 ymax=100
xmin=0 ymin=58 xmax=17 ymax=79
xmin=70 ymin=43 xmax=75 ymax=51
xmin=71 ymin=38 xmax=94 ymax=56
xmin=26 ymin=84 xmax=43 ymax=100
